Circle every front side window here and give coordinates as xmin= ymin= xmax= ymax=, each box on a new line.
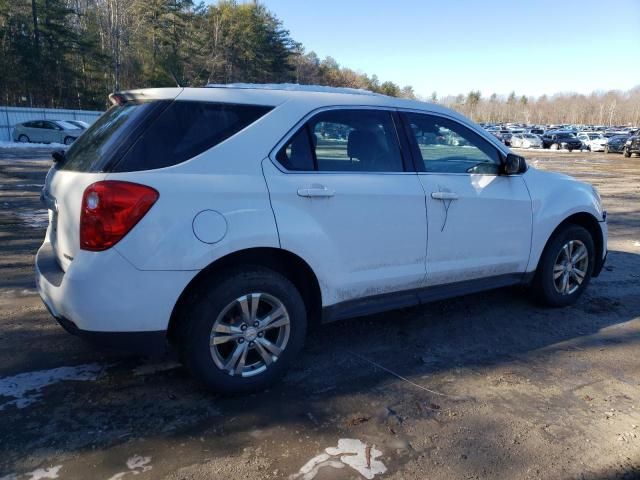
xmin=276 ymin=109 xmax=404 ymax=173
xmin=403 ymin=113 xmax=501 ymax=174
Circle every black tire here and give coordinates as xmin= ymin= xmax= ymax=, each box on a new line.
xmin=63 ymin=136 xmax=74 ymax=145
xmin=180 ymin=267 xmax=307 ymax=394
xmin=18 ymin=134 xmax=29 ymax=143
xmin=532 ymin=224 xmax=595 ymax=307
xmin=568 ymin=148 xmax=573 ymax=152
xmin=623 ymin=148 xmax=631 ymax=158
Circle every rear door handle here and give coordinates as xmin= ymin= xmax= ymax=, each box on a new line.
xmin=431 ymin=191 xmax=458 ymax=200
xmin=297 ymin=185 xmax=335 ymax=198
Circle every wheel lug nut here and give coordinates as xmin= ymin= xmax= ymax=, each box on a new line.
xmin=258 ymin=332 xmax=264 ymax=337
xmin=253 ymin=321 xmax=259 ymax=327
xmin=240 ymin=324 xmax=248 ymax=331
xmin=238 ymin=338 xmax=245 ymax=344
xmin=249 ymin=341 xmax=255 ymax=347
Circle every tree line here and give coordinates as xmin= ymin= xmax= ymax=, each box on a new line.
xmin=1 ymin=0 xmax=638 ymax=126
xmin=0 ymin=0 xmax=415 ymax=110
xmin=443 ymin=88 xmax=640 ymax=126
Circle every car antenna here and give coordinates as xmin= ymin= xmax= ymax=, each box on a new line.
xmin=169 ymin=70 xmax=181 ymax=88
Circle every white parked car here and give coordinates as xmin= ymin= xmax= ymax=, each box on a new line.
xmin=510 ymin=133 xmax=543 ymax=149
xmin=577 ymin=132 xmax=607 ymax=152
xmin=36 ymin=85 xmax=608 ymax=394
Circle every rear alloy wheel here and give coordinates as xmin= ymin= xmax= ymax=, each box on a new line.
xmin=181 ymin=267 xmax=307 ymax=394
xmin=209 ymin=292 xmax=291 ymax=378
xmin=533 ymin=225 xmax=595 ymax=307
xmin=63 ymin=136 xmax=75 ymax=145
xmin=623 ymin=148 xmax=631 ymax=158
xmin=18 ymin=134 xmax=29 ymax=143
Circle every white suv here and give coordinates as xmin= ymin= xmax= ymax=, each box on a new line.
xmin=36 ymin=85 xmax=607 ymax=393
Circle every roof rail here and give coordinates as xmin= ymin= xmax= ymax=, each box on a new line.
xmin=205 ymin=83 xmax=383 ymax=97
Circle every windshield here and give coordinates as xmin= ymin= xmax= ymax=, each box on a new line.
xmin=557 ymin=133 xmax=576 ymax=139
xmin=523 ymin=134 xmax=538 ymax=139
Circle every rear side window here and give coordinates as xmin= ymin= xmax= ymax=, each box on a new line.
xmin=61 ymin=101 xmax=169 ymax=172
xmin=60 ymin=101 xmax=271 ymax=172
xmin=113 ymin=101 xmax=272 ymax=172
xmin=276 ymin=109 xmax=404 ymax=172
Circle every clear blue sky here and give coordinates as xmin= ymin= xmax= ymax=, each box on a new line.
xmin=260 ymin=0 xmax=640 ymax=98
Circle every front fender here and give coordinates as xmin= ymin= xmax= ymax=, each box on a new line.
xmin=523 ymin=167 xmax=605 ymax=273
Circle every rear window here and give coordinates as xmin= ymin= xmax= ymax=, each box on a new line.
xmin=60 ymin=100 xmax=272 ymax=172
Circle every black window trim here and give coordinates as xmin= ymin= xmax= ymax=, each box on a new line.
xmin=397 ymin=109 xmax=510 ymax=176
xmin=269 ymin=105 xmax=414 ymax=175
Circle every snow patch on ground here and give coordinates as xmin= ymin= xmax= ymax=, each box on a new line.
xmin=15 ymin=210 xmax=49 ymax=229
xmin=0 ymin=141 xmax=67 ymax=149
xmin=511 ymin=147 xmax=589 ymax=153
xmin=0 ymin=465 xmax=62 ymax=480
xmin=290 ymin=439 xmax=386 ymax=480
xmin=106 ymin=455 xmax=152 ymax=480
xmin=0 ymin=364 xmax=105 ymax=410
xmin=24 ymin=466 xmax=62 ymax=480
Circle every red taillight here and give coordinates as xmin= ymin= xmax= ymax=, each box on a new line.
xmin=80 ymin=181 xmax=159 ymax=251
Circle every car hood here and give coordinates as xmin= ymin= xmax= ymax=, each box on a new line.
xmin=527 ymin=165 xmax=573 ymax=182
xmin=523 ymin=166 xmax=604 ymax=220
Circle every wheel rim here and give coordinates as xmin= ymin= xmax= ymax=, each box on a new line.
xmin=19 ymin=136 xmax=27 ymax=143
xmin=553 ymin=239 xmax=589 ymax=295
xmin=209 ymin=292 xmax=290 ymax=377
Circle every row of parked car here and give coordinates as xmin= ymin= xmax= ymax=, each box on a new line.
xmin=481 ymin=123 xmax=640 ymax=156
xmin=11 ymin=119 xmax=90 ymax=145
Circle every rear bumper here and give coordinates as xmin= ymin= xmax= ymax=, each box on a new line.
xmin=35 ymin=241 xmax=195 ymax=351
xmin=44 ymin=303 xmax=168 ymax=355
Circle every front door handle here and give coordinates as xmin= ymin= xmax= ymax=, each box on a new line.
xmin=297 ymin=185 xmax=335 ymax=198
xmin=431 ymin=191 xmax=458 ymax=200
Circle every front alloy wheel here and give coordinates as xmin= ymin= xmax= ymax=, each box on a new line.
xmin=533 ymin=224 xmax=595 ymax=307
xmin=210 ymin=293 xmax=290 ymax=377
xmin=552 ymin=240 xmax=589 ymax=295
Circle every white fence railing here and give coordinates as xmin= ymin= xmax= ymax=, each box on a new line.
xmin=0 ymin=106 xmax=104 ymax=142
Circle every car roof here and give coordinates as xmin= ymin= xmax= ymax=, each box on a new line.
xmin=117 ymin=84 xmax=468 ymax=121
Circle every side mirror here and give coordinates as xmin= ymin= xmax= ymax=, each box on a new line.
xmin=503 ymin=153 xmax=526 ymax=175
xmin=51 ymin=150 xmax=65 ymax=163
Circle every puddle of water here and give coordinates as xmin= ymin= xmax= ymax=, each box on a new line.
xmin=0 ymin=364 xmax=106 ymax=410
xmin=132 ymin=361 xmax=181 ymax=376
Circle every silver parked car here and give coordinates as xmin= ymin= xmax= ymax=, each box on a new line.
xmin=510 ymin=133 xmax=543 ymax=149
xmin=12 ymin=120 xmax=83 ymax=145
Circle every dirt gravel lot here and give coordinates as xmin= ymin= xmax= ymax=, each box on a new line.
xmin=0 ymin=147 xmax=639 ymax=480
